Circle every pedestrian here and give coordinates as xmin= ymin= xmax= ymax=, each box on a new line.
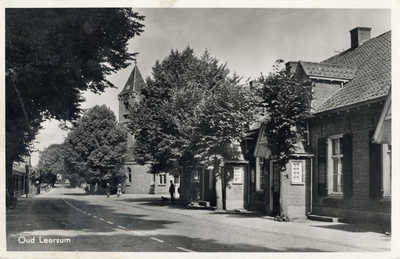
xmin=117 ymin=183 xmax=122 ymax=197
xmin=169 ymin=180 xmax=175 ymax=204
xmin=106 ymin=183 xmax=110 ymax=198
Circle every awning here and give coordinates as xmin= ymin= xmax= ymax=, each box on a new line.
xmin=373 ymin=89 xmax=391 ymax=144
xmin=12 ymin=165 xmax=26 ymax=175
xmin=253 ymin=125 xmax=272 ymax=158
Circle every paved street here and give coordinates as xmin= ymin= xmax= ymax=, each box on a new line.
xmin=6 ymin=183 xmax=391 ymax=252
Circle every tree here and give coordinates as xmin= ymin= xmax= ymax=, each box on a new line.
xmin=129 ymin=47 xmax=253 ymax=208
xmin=6 ymin=8 xmax=145 ymax=188
xmin=63 ymin=105 xmax=128 ymax=186
xmin=252 ymin=60 xmax=314 ymax=171
xmin=130 ymin=47 xmax=234 ymax=172
xmin=38 ymin=144 xmax=66 ymax=187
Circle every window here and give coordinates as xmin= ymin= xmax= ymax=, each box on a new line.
xmin=174 ymin=175 xmax=180 ymax=185
xmin=191 ymin=170 xmax=199 ymax=183
xmin=291 ymin=161 xmax=303 ymax=184
xmin=233 ymin=167 xmax=243 ymax=184
xmin=318 ymin=134 xmax=352 ymax=197
xmin=127 ymin=167 xmax=132 ymax=184
xmin=159 ymin=173 xmax=166 ymax=185
xmin=328 ymin=135 xmax=343 ymax=194
xmin=124 ymin=101 xmax=129 ymax=110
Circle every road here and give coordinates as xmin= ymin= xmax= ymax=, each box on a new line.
xmin=6 ymin=183 xmax=391 ymax=252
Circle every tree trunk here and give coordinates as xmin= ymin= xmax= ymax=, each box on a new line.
xmin=180 ymin=166 xmax=188 ymax=203
xmin=215 ymin=169 xmax=223 ymax=210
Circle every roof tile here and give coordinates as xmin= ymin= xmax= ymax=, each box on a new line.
xmin=315 ymin=31 xmax=391 ymax=113
xmin=300 ymin=61 xmax=357 ymax=80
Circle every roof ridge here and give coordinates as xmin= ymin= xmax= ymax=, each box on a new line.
xmin=321 ymin=30 xmax=391 ymax=64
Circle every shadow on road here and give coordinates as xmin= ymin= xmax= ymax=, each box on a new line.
xmin=6 ymin=196 xmax=331 ymax=252
xmin=119 ymin=198 xmax=267 ymax=219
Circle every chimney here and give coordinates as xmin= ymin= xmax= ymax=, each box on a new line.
xmin=285 ymin=61 xmax=298 ymax=75
xmin=350 ymin=27 xmax=371 ymax=49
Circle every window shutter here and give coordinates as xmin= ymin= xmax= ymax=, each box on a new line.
xmin=318 ymin=138 xmax=327 ymax=196
xmin=342 ymin=133 xmax=353 ymax=198
xmin=369 ymin=130 xmax=382 ymax=199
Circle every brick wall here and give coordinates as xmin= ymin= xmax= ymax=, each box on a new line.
xmin=123 ymin=163 xmax=153 ymax=194
xmin=224 ymin=163 xmax=247 ymax=210
xmin=313 ymin=81 xmax=342 ymax=110
xmin=280 ymin=158 xmax=311 ymax=218
xmin=308 ymin=102 xmax=390 ymax=225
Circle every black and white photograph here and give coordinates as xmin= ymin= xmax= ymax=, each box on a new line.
xmin=2 ymin=1 xmax=398 ymax=258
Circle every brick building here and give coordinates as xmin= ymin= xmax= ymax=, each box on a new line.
xmin=301 ymin=27 xmax=391 ymax=227
xmin=249 ymin=123 xmax=313 ymax=219
xmin=248 ymin=27 xmax=391 ymax=226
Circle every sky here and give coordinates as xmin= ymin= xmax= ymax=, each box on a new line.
xmin=14 ymin=6 xmax=392 ymax=166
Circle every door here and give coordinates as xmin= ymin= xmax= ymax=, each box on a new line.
xmin=271 ymin=162 xmax=280 ymax=216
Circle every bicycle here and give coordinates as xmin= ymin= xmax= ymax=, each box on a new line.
xmin=6 ymin=186 xmax=17 ymax=210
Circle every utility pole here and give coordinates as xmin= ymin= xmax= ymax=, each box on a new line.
xmin=25 ymin=164 xmax=29 ymax=198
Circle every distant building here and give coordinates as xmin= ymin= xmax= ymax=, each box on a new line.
xmin=12 ymin=156 xmax=32 ymax=197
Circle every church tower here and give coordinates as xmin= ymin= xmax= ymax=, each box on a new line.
xmin=118 ymin=63 xmax=145 ymax=124
xmin=117 ymin=63 xmax=152 ymax=194
xmin=118 ymin=63 xmax=146 ymax=150
xmin=117 ymin=62 xmax=181 ymax=196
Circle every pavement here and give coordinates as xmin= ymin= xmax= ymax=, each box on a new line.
xmin=21 ymin=187 xmax=394 ymax=252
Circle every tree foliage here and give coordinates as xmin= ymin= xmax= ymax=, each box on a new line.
xmin=37 ymin=144 xmax=66 ymax=186
xmin=252 ymin=60 xmax=314 ymax=170
xmin=129 ymin=47 xmax=252 ymax=175
xmin=6 ymin=8 xmax=144 ymax=186
xmin=63 ymin=105 xmax=128 ymax=182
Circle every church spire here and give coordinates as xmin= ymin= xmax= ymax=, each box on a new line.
xmin=119 ymin=63 xmax=145 ymax=95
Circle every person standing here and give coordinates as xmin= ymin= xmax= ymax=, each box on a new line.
xmin=169 ymin=180 xmax=175 ymax=204
xmin=106 ymin=183 xmax=111 ymax=198
xmin=117 ymin=183 xmax=122 ymax=197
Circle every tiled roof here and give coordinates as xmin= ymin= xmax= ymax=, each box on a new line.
xmin=119 ymin=64 xmax=146 ymax=95
xmin=299 ymin=61 xmax=357 ymax=80
xmin=315 ymin=31 xmax=391 ymax=113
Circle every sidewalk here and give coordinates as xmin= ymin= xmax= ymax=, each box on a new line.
xmin=114 ymin=193 xmax=392 ymax=252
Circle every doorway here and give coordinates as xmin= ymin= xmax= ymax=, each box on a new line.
xmin=270 ymin=162 xmax=280 ymax=216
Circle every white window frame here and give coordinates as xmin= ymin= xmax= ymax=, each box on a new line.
xmin=327 ymin=134 xmax=344 ymax=195
xmin=291 ymin=161 xmax=304 ymax=184
xmin=233 ymin=167 xmax=244 ymax=184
